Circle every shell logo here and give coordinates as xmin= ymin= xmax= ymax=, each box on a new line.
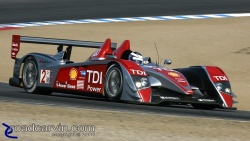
xmin=168 ymin=72 xmax=180 ymax=77
xmin=69 ymin=68 xmax=78 ymax=80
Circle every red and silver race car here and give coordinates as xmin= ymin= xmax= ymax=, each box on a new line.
xmin=9 ymin=35 xmax=237 ymax=110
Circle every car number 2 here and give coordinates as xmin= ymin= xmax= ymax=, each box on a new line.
xmin=40 ymin=70 xmax=50 ymax=84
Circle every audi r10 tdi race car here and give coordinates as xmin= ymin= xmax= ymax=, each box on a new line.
xmin=9 ymin=35 xmax=237 ymax=110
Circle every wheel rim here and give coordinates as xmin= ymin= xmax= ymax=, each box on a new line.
xmin=106 ymin=68 xmax=122 ymax=97
xmin=23 ymin=60 xmax=37 ymax=88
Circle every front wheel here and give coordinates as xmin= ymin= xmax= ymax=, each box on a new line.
xmin=104 ymin=64 xmax=123 ymax=102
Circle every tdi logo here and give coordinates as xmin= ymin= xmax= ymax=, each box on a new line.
xmin=130 ymin=69 xmax=146 ymax=76
xmin=87 ymin=70 xmax=102 ymax=84
xmin=213 ymin=76 xmax=228 ymax=81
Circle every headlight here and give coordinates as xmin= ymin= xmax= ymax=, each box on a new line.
xmin=215 ymin=83 xmax=222 ymax=91
xmin=135 ymin=82 xmax=142 ymax=88
xmin=140 ymin=77 xmax=148 ymax=87
xmin=132 ymin=76 xmax=150 ymax=89
xmin=214 ymin=82 xmax=236 ymax=97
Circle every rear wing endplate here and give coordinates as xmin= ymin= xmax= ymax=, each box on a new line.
xmin=11 ymin=35 xmax=117 ymax=59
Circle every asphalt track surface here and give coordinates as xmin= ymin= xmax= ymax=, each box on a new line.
xmin=1 ymin=1 xmax=250 ymax=120
xmin=1 ymin=83 xmax=250 ymax=121
xmin=1 ymin=0 xmax=250 ymax=24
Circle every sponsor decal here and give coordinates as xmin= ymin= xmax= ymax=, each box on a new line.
xmin=12 ymin=47 xmax=19 ymax=51
xmin=11 ymin=35 xmax=20 ymax=59
xmin=69 ymin=68 xmax=78 ymax=80
xmin=12 ymin=43 xmax=18 ymax=47
xmin=213 ymin=76 xmax=228 ymax=81
xmin=175 ymin=78 xmax=186 ymax=83
xmin=39 ymin=60 xmax=52 ymax=64
xmin=80 ymin=70 xmax=86 ymax=77
xmin=91 ymin=49 xmax=101 ymax=57
xmin=146 ymin=66 xmax=168 ymax=71
xmin=55 ymin=81 xmax=76 ymax=89
xmin=40 ymin=70 xmax=50 ymax=84
xmin=160 ymin=96 xmax=180 ymax=100
xmin=155 ymin=68 xmax=162 ymax=71
xmin=87 ymin=70 xmax=102 ymax=84
xmin=77 ymin=80 xmax=84 ymax=90
xmin=225 ymin=88 xmax=231 ymax=93
xmin=87 ymin=85 xmax=101 ymax=92
xmin=130 ymin=69 xmax=146 ymax=76
xmin=152 ymin=67 xmax=162 ymax=71
xmin=198 ymin=99 xmax=215 ymax=102
xmin=168 ymin=72 xmax=180 ymax=77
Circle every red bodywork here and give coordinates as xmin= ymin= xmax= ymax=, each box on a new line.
xmin=11 ymin=35 xmax=21 ymax=59
xmin=205 ymin=66 xmax=233 ymax=108
xmin=52 ymin=39 xmax=151 ymax=102
xmin=89 ymin=38 xmax=113 ymax=60
xmin=54 ymin=38 xmax=113 ymax=94
xmin=54 ymin=65 xmax=107 ymax=94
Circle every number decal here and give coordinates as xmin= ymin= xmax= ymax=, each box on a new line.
xmin=40 ymin=70 xmax=50 ymax=84
xmin=41 ymin=70 xmax=46 ymax=83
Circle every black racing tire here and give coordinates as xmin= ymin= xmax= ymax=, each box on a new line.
xmin=22 ymin=56 xmax=52 ymax=95
xmin=22 ymin=56 xmax=39 ymax=93
xmin=104 ymin=64 xmax=123 ymax=102
xmin=191 ymin=104 xmax=216 ymax=110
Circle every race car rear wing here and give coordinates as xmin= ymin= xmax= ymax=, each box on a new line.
xmin=11 ymin=35 xmax=117 ymax=59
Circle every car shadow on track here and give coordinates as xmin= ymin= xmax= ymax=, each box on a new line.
xmin=8 ymin=89 xmax=235 ymax=112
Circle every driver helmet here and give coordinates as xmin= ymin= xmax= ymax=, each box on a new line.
xmin=128 ymin=52 xmax=143 ymax=64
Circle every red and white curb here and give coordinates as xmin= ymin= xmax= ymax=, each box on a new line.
xmin=1 ymin=13 xmax=250 ymax=30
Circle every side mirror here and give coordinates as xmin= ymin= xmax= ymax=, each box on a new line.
xmin=161 ymin=59 xmax=172 ymax=68
xmin=164 ymin=59 xmax=172 ymax=65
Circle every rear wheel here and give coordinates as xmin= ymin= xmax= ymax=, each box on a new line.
xmin=104 ymin=64 xmax=123 ymax=102
xmin=191 ymin=104 xmax=216 ymax=110
xmin=22 ymin=56 xmax=52 ymax=95
xmin=22 ymin=56 xmax=39 ymax=93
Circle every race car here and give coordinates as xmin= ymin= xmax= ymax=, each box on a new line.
xmin=9 ymin=35 xmax=237 ymax=110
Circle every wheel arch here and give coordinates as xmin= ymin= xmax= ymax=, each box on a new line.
xmin=19 ymin=53 xmax=57 ymax=81
xmin=16 ymin=55 xmax=37 ymax=85
xmin=104 ymin=62 xmax=123 ymax=101
xmin=113 ymin=60 xmax=147 ymax=102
